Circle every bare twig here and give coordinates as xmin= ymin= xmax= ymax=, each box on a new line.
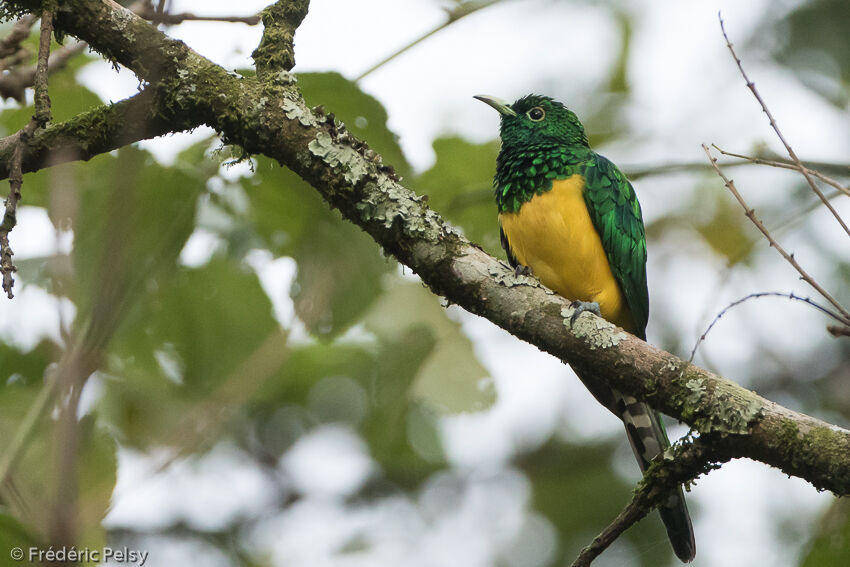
xmin=355 ymin=0 xmax=504 ymax=81
xmin=713 ymin=145 xmax=850 ymax=198
xmin=137 ymin=7 xmax=261 ymax=26
xmin=33 ymin=10 xmax=53 ymax=125
xmin=690 ymin=291 xmax=848 ymax=363
xmin=0 ymin=10 xmax=54 ymax=298
xmin=702 ymin=144 xmax=850 ymax=324
xmin=0 ymin=134 xmax=26 ymax=297
xmin=719 ymin=13 xmax=850 ymax=239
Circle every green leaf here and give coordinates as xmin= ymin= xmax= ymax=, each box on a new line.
xmin=70 ymin=146 xmax=203 ymax=343
xmin=801 ymin=498 xmax=850 ymax=567
xmin=521 ymin=438 xmax=674 ymax=567
xmin=770 ymin=0 xmax=850 ymax=108
xmin=239 ymin=156 xmax=395 ymax=339
xmin=364 ymin=280 xmax=495 ymax=413
xmin=297 ymin=72 xmax=412 ymax=180
xmin=0 ymin=340 xmax=54 ymax=387
xmin=644 ymin=183 xmax=757 ymax=266
xmin=243 ymin=326 xmax=444 ymax=488
xmin=0 ymin=381 xmax=116 ymax=548
xmin=100 ymin=257 xmax=284 ymax=447
xmin=290 ymin=217 xmax=394 ymax=338
xmin=0 ymin=46 xmax=101 ymax=136
xmin=411 ymin=137 xmax=502 ymax=256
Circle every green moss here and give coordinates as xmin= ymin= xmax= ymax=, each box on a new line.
xmin=252 ymin=1 xmax=309 ymax=76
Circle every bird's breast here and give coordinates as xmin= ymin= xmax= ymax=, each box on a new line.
xmin=498 ymin=174 xmax=633 ymax=331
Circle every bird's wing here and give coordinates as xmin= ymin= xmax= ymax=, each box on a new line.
xmin=580 ymin=154 xmax=649 ymax=338
xmin=499 ymin=225 xmax=519 ymax=268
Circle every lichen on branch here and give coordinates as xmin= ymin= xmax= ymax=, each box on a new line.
xmin=0 ymin=0 xmax=849 ymax=497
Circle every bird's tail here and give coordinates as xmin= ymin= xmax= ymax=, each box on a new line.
xmin=620 ymin=394 xmax=696 ymax=563
xmin=575 ymin=371 xmax=695 ymax=563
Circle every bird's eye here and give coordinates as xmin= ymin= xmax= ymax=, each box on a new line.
xmin=528 ymin=107 xmax=545 ymax=121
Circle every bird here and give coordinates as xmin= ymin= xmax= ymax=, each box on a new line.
xmin=475 ymin=93 xmax=695 ymax=563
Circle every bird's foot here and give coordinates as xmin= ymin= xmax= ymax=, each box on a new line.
xmin=569 ymin=300 xmax=601 ymax=327
xmin=514 ymin=264 xmax=533 ymax=277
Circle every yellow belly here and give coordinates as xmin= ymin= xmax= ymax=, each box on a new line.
xmin=499 ymin=175 xmax=634 ymax=332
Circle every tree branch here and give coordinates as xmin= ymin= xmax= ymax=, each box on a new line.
xmin=2 ymin=0 xmax=849 ymax=495
xmin=0 ymin=14 xmax=36 ymax=58
xmin=136 ymin=7 xmax=261 ymax=26
xmin=0 ymin=88 xmax=181 ymax=179
xmin=571 ymin=438 xmax=724 ymax=567
xmin=251 ymin=0 xmax=309 ymax=77
xmin=0 ymin=40 xmax=86 ymax=103
xmin=0 ymin=8 xmax=55 ymax=298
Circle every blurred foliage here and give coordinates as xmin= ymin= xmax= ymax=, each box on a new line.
xmin=411 ymin=136 xmax=501 ymax=255
xmin=0 ymin=2 xmax=849 ymax=567
xmin=801 ymin=498 xmax=850 ymax=567
xmin=770 ymin=0 xmax=850 ymax=108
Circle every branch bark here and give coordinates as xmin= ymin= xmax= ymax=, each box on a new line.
xmin=2 ymin=0 xmax=849 ymax=495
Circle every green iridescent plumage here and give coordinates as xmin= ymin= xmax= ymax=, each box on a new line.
xmin=492 ymin=95 xmax=649 ymax=338
xmin=477 ymin=93 xmax=695 ymax=563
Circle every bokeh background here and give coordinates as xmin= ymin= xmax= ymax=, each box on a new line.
xmin=1 ymin=0 xmax=849 ymax=566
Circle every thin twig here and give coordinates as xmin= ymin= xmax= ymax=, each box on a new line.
xmin=702 ymin=144 xmax=850 ymax=323
xmin=570 ymin=439 xmax=721 ymax=567
xmin=137 ymin=8 xmax=261 ymax=26
xmin=0 ymin=135 xmax=25 ymax=297
xmin=719 ymin=13 xmax=850 ymax=239
xmin=0 ymin=10 xmax=54 ymax=298
xmin=33 ymin=10 xmax=53 ymax=125
xmin=355 ymin=0 xmax=504 ymax=81
xmin=713 ymin=145 xmax=850 ymax=198
xmin=690 ymin=291 xmax=848 ymax=363
xmin=571 ymin=490 xmax=652 ymax=566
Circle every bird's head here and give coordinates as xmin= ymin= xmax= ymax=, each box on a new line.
xmin=474 ymin=94 xmax=589 ymax=149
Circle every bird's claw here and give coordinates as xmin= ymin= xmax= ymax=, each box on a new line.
xmin=514 ymin=264 xmax=533 ymax=277
xmin=569 ymin=300 xmax=601 ymax=327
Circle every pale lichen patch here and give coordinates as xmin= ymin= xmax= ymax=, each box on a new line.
xmin=489 ymin=265 xmax=544 ymax=289
xmin=281 ymin=98 xmax=314 ymax=127
xmin=563 ymin=306 xmax=627 ymax=349
xmin=355 ymin=179 xmax=443 ymax=244
xmin=685 ymin=378 xmax=706 ymax=404
xmin=308 ymin=131 xmax=368 ymax=184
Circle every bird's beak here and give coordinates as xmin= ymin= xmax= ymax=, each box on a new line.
xmin=474 ymin=95 xmax=517 ymax=117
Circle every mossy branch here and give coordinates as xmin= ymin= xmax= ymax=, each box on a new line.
xmin=252 ymin=0 xmax=310 ymax=77
xmin=0 ymin=0 xmax=848 ymax=496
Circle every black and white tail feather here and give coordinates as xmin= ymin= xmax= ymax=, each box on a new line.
xmin=578 ymin=369 xmax=696 ymax=563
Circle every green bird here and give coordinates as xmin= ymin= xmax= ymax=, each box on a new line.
xmin=475 ymin=93 xmax=695 ymax=563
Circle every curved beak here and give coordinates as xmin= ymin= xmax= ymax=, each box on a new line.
xmin=473 ymin=94 xmax=517 ymax=117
